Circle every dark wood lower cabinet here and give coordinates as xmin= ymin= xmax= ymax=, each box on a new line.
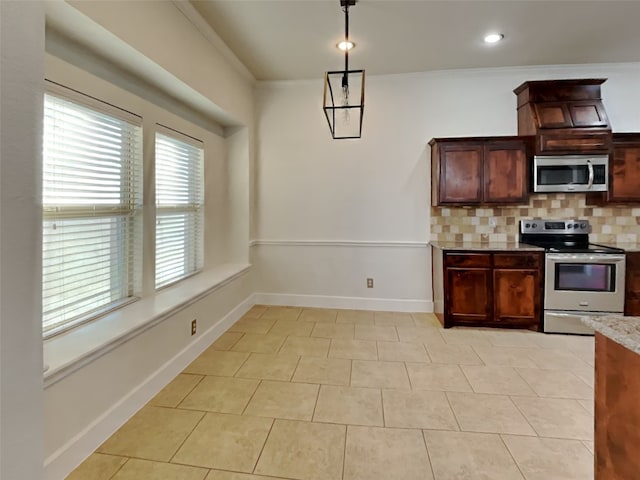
xmin=595 ymin=332 xmax=640 ymax=479
xmin=435 ymin=249 xmax=543 ymax=330
xmin=493 ymin=253 xmax=541 ymax=327
xmin=493 ymin=269 xmax=539 ymax=325
xmin=625 ymin=251 xmax=640 ymax=316
xmin=447 ymin=267 xmax=492 ymax=325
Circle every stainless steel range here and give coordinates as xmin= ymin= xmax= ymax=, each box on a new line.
xmin=520 ymin=219 xmax=626 ymax=335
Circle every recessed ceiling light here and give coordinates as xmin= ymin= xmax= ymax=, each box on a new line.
xmin=337 ymin=40 xmax=355 ymax=51
xmin=484 ymin=33 xmax=504 ymax=44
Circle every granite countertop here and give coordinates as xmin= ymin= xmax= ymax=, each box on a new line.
xmin=581 ymin=315 xmax=640 ymax=355
xmin=431 ymin=241 xmax=545 ymax=252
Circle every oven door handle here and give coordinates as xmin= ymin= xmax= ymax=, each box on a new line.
xmin=587 ymin=160 xmax=594 ymax=189
xmin=546 ymin=253 xmax=626 ymax=263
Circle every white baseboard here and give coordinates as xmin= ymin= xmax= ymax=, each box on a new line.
xmin=44 ymin=294 xmax=255 ymax=480
xmin=253 ymin=292 xmax=433 ymax=313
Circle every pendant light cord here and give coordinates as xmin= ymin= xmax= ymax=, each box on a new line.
xmin=342 ymin=2 xmax=349 ymax=89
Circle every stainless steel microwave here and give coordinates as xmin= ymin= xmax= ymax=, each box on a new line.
xmin=533 ymin=155 xmax=609 ymax=193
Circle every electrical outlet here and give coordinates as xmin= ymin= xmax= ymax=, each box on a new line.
xmin=366 ymin=278 xmax=374 ymax=288
xmin=191 ymin=319 xmax=197 ymax=336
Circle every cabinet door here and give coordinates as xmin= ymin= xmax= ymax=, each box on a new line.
xmin=483 ymin=141 xmax=529 ymax=204
xmin=533 ymin=102 xmax=573 ymax=129
xmin=567 ymin=100 xmax=609 ymax=127
xmin=609 ymin=141 xmax=640 ymax=203
xmin=438 ymin=143 xmax=483 ymax=204
xmin=534 ymin=100 xmax=608 ymax=129
xmin=445 ymin=267 xmax=492 ymax=325
xmin=625 ymin=252 xmax=640 ymax=316
xmin=493 ymin=268 xmax=540 ymax=327
xmin=595 ymin=334 xmax=640 ymax=479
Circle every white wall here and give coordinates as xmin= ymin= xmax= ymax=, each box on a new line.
xmin=0 ymin=2 xmax=45 ymax=479
xmin=42 ymin=49 xmax=255 ymax=479
xmin=39 ymin=3 xmax=258 ymax=478
xmin=253 ymin=63 xmax=640 ymax=310
xmin=64 ymin=0 xmax=254 ymax=126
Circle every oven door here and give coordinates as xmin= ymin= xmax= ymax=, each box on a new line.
xmin=545 ymin=253 xmax=626 ymax=313
xmin=533 ymin=155 xmax=608 ymax=192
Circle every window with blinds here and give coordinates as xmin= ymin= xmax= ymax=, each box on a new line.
xmin=155 ymin=130 xmax=204 ymax=289
xmin=42 ymin=89 xmax=143 ymax=336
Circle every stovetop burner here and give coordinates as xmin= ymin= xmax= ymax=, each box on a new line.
xmin=519 ymin=219 xmax=624 ymax=254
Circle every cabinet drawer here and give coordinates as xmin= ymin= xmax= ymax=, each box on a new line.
xmin=537 ymin=133 xmax=611 ymax=154
xmin=445 ymin=253 xmax=491 ymax=268
xmin=494 ymin=253 xmax=541 ymax=269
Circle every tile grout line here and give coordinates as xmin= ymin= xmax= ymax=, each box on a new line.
xmin=341 ymin=423 xmax=348 ymax=480
xmin=240 ymin=378 xmax=263 ymax=416
xmin=251 ymin=417 xmax=276 ymax=475
xmin=166 ymin=409 xmax=207 ymax=465
xmin=106 ymin=456 xmax=130 ymax=480
xmin=289 ymin=355 xmax=303 ymax=381
xmin=498 ymin=433 xmax=528 ymax=479
xmin=453 ymin=364 xmax=475 ymax=392
xmin=309 ymin=380 xmax=322 ymax=423
xmin=508 ymin=394 xmax=543 ymax=437
xmin=443 ymin=391 xmax=463 ymax=432
xmin=403 ymin=361 xmax=414 ymax=391
xmin=421 ymin=430 xmax=438 ymax=480
xmin=173 ymin=375 xmax=206 ymax=409
xmin=225 ymin=331 xmax=245 ymax=350
xmin=511 ymin=364 xmax=542 ymax=398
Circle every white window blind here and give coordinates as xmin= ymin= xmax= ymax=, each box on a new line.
xmin=43 ymin=89 xmax=142 ymax=336
xmin=155 ymin=129 xmax=204 ymax=289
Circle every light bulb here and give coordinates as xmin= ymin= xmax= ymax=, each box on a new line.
xmin=337 ymin=40 xmax=355 ymax=51
xmin=484 ymin=33 xmax=504 ymax=44
xmin=342 ymin=84 xmax=350 ymax=124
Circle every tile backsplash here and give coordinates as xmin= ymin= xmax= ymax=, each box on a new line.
xmin=430 ymin=193 xmax=640 ymax=244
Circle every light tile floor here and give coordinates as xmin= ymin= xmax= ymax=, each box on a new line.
xmin=68 ymin=307 xmax=595 ymax=480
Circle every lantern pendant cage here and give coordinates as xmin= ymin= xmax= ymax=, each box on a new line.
xmin=323 ymin=0 xmax=365 ymax=139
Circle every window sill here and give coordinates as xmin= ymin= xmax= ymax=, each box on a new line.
xmin=43 ymin=263 xmax=251 ymax=387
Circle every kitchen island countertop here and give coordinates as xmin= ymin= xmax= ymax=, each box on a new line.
xmin=582 ymin=315 xmax=640 ymax=355
xmin=431 ymin=241 xmax=544 ymax=252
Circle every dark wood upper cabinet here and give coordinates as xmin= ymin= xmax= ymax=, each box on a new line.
xmin=514 ymin=79 xmax=612 ymax=154
xmin=532 ymin=100 xmax=609 ymax=129
xmin=483 ymin=141 xmax=528 ymax=204
xmin=609 ymin=133 xmax=640 ymax=203
xmin=430 ymin=137 xmax=530 ymax=206
xmin=437 ymin=142 xmax=483 ymax=204
xmin=587 ymin=133 xmax=640 ymax=205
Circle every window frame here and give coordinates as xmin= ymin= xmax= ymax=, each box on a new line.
xmin=42 ymin=82 xmax=143 ymax=338
xmin=154 ymin=125 xmax=205 ymax=290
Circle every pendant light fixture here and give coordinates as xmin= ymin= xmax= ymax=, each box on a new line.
xmin=323 ymin=0 xmax=365 ymax=139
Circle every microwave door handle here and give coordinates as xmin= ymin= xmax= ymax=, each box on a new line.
xmin=587 ymin=160 xmax=594 ymax=189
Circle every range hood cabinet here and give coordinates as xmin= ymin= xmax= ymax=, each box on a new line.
xmin=514 ymin=79 xmax=612 ymax=155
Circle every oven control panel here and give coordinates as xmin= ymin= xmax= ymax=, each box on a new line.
xmin=520 ymin=219 xmax=590 ymax=234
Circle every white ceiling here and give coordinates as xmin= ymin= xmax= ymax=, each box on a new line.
xmin=190 ymin=0 xmax=640 ymax=82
